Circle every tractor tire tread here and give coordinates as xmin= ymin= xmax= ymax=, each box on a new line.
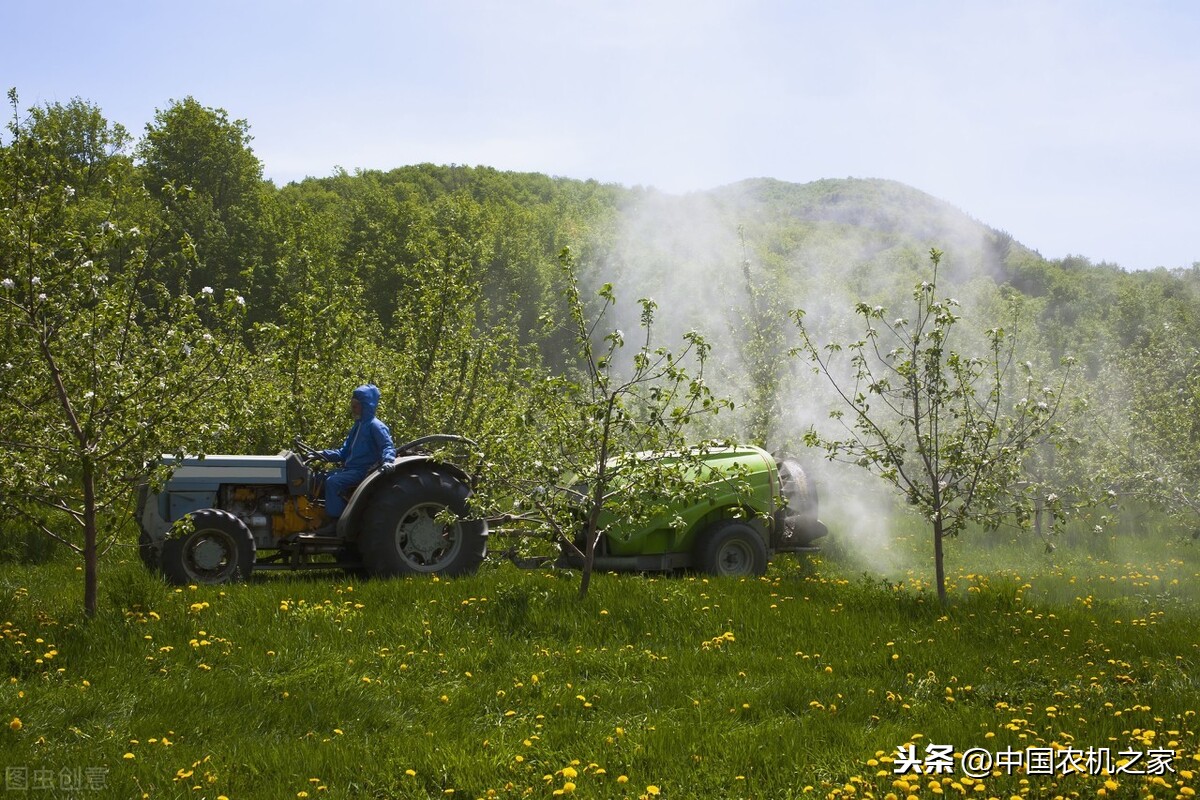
xmin=358 ymin=466 xmax=486 ymax=577
xmin=161 ymin=508 xmax=256 ymax=586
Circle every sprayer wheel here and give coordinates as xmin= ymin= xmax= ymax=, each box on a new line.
xmin=695 ymin=519 xmax=768 ymax=577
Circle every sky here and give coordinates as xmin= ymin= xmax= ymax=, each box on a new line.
xmin=4 ymin=0 xmax=1197 ymax=271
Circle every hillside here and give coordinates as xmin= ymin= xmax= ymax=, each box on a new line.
xmin=4 ymin=93 xmax=1200 ymax=599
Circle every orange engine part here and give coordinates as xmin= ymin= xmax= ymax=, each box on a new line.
xmin=273 ymin=496 xmax=328 ymax=538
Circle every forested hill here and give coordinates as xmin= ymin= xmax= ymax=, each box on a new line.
xmin=4 ymin=95 xmax=1200 ymax=558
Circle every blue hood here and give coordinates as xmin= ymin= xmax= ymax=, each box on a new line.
xmin=353 ymin=384 xmax=381 ymax=421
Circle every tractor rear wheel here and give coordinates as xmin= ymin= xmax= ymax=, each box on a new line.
xmin=359 ymin=468 xmax=487 ymax=577
xmin=696 ymin=519 xmax=768 ymax=577
xmin=161 ymin=508 xmax=256 ymax=585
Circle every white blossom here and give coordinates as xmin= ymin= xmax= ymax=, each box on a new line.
xmin=235 ymin=295 xmax=245 ymax=306
xmin=128 ymin=226 xmax=141 ymax=237
xmin=201 ymin=286 xmax=214 ymax=295
xmin=1 ymin=278 xmax=13 ymax=290
xmin=37 ymin=293 xmax=47 ymax=301
xmin=31 ymin=276 xmax=41 ymax=286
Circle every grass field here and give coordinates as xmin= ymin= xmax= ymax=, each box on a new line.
xmin=0 ymin=509 xmax=1197 ymax=799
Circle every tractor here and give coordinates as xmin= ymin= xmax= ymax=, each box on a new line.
xmin=137 ymin=437 xmax=826 ymax=585
xmin=137 ymin=435 xmax=486 ymax=585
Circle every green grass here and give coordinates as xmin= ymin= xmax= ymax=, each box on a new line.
xmin=0 ymin=516 xmax=1198 ymax=799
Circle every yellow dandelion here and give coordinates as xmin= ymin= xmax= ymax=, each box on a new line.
xmin=646 ymin=786 xmax=661 ymax=796
xmin=562 ymin=767 xmax=578 ymax=779
xmin=8 ymin=718 xmax=20 ymax=731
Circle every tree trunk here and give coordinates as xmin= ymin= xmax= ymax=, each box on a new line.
xmin=579 ymin=393 xmax=617 ymax=599
xmin=933 ymin=515 xmax=947 ymax=605
xmin=82 ymin=456 xmax=98 ymax=618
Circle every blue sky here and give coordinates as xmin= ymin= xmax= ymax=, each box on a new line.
xmin=5 ymin=0 xmax=1197 ymax=271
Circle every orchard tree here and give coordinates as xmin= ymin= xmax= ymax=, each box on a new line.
xmin=0 ymin=90 xmax=248 ymax=616
xmin=249 ymin=196 xmax=389 ymax=450
xmin=792 ymin=249 xmax=1073 ymax=604
xmin=508 ymin=248 xmax=731 ymax=598
xmin=730 ymin=226 xmax=793 ymax=448
xmin=1113 ymin=320 xmax=1200 ymax=527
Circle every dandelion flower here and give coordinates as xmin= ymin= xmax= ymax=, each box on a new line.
xmin=8 ymin=718 xmax=20 ymax=731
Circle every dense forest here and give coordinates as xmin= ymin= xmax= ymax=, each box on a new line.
xmin=2 ymin=92 xmax=1199 ymax=582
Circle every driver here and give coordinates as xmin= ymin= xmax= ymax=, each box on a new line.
xmin=315 ymin=384 xmax=397 ymax=522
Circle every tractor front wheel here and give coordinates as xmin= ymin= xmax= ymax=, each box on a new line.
xmin=359 ymin=468 xmax=487 ymax=577
xmin=161 ymin=509 xmax=256 ymax=585
xmin=696 ymin=519 xmax=768 ymax=577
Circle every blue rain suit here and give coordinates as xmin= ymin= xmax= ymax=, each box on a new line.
xmin=319 ymin=384 xmax=397 ymax=518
